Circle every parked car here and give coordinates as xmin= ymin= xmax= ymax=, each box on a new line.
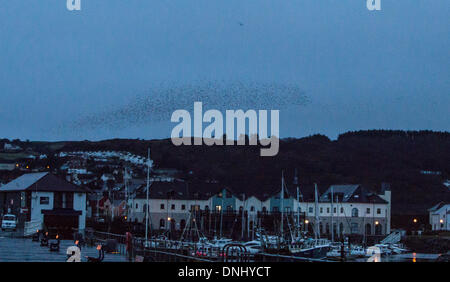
xmin=1 ymin=214 xmax=17 ymax=231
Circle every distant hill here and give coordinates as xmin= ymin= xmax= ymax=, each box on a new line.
xmin=2 ymin=130 xmax=450 ymax=215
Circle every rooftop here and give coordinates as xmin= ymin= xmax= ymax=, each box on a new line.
xmin=0 ymin=173 xmax=89 ymax=193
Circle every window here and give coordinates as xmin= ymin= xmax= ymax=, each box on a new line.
xmin=320 ymin=207 xmax=323 ymax=213
xmin=205 ymin=205 xmax=209 ymax=211
xmin=351 ymin=223 xmax=359 ymax=234
xmin=262 ymin=207 xmax=267 ymax=213
xmin=366 ymin=208 xmax=370 ymax=214
xmin=142 ymin=204 xmax=147 ymax=213
xmin=340 ymin=207 xmax=344 ymax=213
xmin=377 ymin=208 xmax=381 ymax=214
xmin=54 ymin=192 xmax=62 ymax=209
xmin=159 ymin=219 xmax=165 ymax=229
xmin=239 ymin=206 xmax=244 ymax=212
xmin=171 ymin=204 xmax=175 ymax=210
xmin=333 ymin=207 xmax=336 ymax=213
xmin=53 ymin=192 xmax=73 ymax=209
xmin=309 ymin=207 xmax=313 ymax=214
xmin=181 ymin=204 xmax=186 ymax=210
xmin=65 ymin=193 xmax=74 ymax=209
xmin=160 ymin=204 xmax=165 ymax=210
xmin=40 ymin=197 xmax=49 ymax=205
xmin=351 ymin=208 xmax=359 ymax=217
xmin=215 ymin=205 xmax=222 ymax=212
xmin=250 ymin=206 xmax=255 ymax=212
xmin=327 ymin=207 xmax=330 ymax=213
xmin=135 ymin=203 xmax=138 ymax=209
xmin=375 ymin=224 xmax=382 ymax=235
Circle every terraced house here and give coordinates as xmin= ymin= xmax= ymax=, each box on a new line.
xmin=129 ymin=180 xmax=225 ymax=231
xmin=311 ymin=183 xmax=391 ymax=237
xmin=128 ymin=178 xmax=391 ymax=237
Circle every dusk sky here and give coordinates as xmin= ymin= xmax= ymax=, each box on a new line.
xmin=0 ymin=0 xmax=448 ymax=141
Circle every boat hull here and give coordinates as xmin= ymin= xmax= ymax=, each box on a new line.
xmin=291 ymin=245 xmax=331 ymax=259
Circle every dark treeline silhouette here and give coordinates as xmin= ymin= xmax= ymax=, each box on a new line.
xmin=5 ymin=130 xmax=450 ymax=215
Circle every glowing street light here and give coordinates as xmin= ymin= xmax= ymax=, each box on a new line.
xmin=413 ymin=218 xmax=418 ymax=223
xmin=304 ymin=219 xmax=309 ymax=224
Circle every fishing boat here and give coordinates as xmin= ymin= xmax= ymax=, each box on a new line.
xmin=243 ymin=240 xmax=264 ymax=255
xmin=288 ymin=238 xmax=331 ymax=258
xmin=326 ymin=243 xmax=367 ymax=259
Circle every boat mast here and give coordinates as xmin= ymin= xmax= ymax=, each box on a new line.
xmin=314 ymin=183 xmax=320 ymax=240
xmin=124 ymin=168 xmax=129 ymax=220
xmin=241 ymin=193 xmax=245 ymax=240
xmin=280 ymin=171 xmax=284 ymax=238
xmin=294 ymin=168 xmax=300 ymax=238
xmin=219 ymin=195 xmax=223 ymax=238
xmin=145 ymin=148 xmax=152 ymax=244
xmin=331 ymin=186 xmax=334 ymax=243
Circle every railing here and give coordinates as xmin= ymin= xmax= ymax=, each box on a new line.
xmin=82 ymin=230 xmax=330 ymax=262
xmin=24 ymin=220 xmax=42 ymax=237
xmin=381 ymin=231 xmax=402 ymax=244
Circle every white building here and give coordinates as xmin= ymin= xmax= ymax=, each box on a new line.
xmin=129 ymin=180 xmax=215 ymax=231
xmin=0 ymin=172 xmax=89 ymax=235
xmin=3 ymin=143 xmax=22 ymax=152
xmin=429 ymin=202 xmax=449 ymax=231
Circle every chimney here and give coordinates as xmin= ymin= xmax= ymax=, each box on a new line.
xmin=380 ymin=182 xmax=391 ymax=193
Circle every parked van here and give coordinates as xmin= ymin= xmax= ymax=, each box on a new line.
xmin=1 ymin=214 xmax=17 ymax=231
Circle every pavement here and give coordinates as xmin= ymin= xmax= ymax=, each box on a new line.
xmin=0 ymin=235 xmax=128 ymax=262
